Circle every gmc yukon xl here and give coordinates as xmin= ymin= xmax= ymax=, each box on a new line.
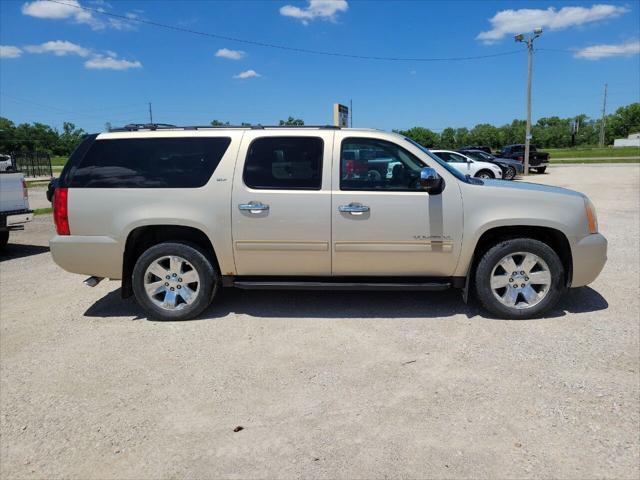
xmin=50 ymin=125 xmax=607 ymax=320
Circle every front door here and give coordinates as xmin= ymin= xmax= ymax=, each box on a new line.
xmin=231 ymin=132 xmax=333 ymax=275
xmin=331 ymin=135 xmax=458 ymax=277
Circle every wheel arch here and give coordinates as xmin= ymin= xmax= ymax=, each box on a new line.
xmin=121 ymin=225 xmax=220 ymax=298
xmin=462 ymin=225 xmax=573 ymax=300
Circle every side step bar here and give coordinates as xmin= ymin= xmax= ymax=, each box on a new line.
xmin=232 ymin=281 xmax=451 ymax=291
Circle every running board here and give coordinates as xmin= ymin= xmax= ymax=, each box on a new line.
xmin=231 ymin=280 xmax=451 ymax=291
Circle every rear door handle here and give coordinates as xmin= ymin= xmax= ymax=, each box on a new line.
xmin=239 ymin=202 xmax=269 ymax=214
xmin=339 ymin=203 xmax=370 ymax=215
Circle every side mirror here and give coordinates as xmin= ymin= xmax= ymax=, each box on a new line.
xmin=419 ymin=167 xmax=444 ymax=194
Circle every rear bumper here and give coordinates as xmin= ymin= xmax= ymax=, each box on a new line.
xmin=0 ymin=209 xmax=33 ymax=230
xmin=571 ymin=233 xmax=607 ymax=287
xmin=50 ymin=235 xmax=123 ymax=279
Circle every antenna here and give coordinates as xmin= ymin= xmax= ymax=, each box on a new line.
xmin=148 ymin=102 xmax=153 ymax=124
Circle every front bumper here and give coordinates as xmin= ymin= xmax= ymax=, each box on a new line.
xmin=571 ymin=233 xmax=607 ymax=287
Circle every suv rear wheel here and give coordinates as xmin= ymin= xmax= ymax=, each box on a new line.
xmin=132 ymin=242 xmax=218 ymax=320
xmin=474 ymin=238 xmax=565 ymax=319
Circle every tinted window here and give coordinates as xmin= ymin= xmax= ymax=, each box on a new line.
xmin=244 ymin=136 xmax=323 ymax=190
xmin=341 ymin=138 xmax=425 ymax=191
xmin=68 ymin=137 xmax=231 ymax=188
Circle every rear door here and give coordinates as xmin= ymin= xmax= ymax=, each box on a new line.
xmin=231 ymin=131 xmax=333 ymax=275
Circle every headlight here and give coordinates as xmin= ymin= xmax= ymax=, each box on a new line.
xmin=584 ymin=197 xmax=598 ymax=234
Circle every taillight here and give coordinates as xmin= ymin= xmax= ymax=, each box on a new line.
xmin=517 ymin=156 xmax=523 ymax=161
xmin=22 ymin=179 xmax=28 ymax=200
xmin=53 ymin=187 xmax=70 ymax=235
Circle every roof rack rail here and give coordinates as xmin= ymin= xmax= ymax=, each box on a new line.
xmin=108 ymin=124 xmax=343 ymax=132
xmin=109 ymin=123 xmax=178 ymax=132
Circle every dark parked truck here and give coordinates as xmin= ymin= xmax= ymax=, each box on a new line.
xmin=496 ymin=144 xmax=550 ymax=173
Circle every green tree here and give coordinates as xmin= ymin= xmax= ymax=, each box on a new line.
xmin=439 ymin=128 xmax=456 ymax=149
xmin=606 ymin=103 xmax=640 ymax=143
xmin=279 ymin=116 xmax=304 ymax=126
xmin=56 ymin=122 xmax=86 ymax=156
xmin=397 ymin=127 xmax=439 ymax=148
xmin=210 ymin=119 xmax=230 ymax=126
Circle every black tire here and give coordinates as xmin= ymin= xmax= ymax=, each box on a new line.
xmin=132 ymin=242 xmax=219 ymax=321
xmin=475 ymin=170 xmax=495 ymax=179
xmin=0 ymin=231 xmax=9 ymax=251
xmin=474 ymin=238 xmax=565 ymax=319
xmin=535 ymin=166 xmax=547 ymax=174
xmin=504 ymin=166 xmax=516 ymax=180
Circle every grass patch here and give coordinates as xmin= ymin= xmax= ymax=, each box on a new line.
xmin=546 ymin=147 xmax=639 ymax=158
xmin=553 ymin=158 xmax=640 ymax=164
xmin=33 ymin=207 xmax=53 ymax=216
xmin=51 ymin=156 xmax=68 ymax=166
xmin=26 ymin=180 xmax=52 ymax=187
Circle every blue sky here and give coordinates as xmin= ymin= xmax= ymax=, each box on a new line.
xmin=1 ymin=0 xmax=639 ymax=133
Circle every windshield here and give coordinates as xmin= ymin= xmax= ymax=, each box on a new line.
xmin=403 ymin=137 xmax=469 ymax=182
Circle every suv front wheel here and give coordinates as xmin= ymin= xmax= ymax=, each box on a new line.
xmin=474 ymin=238 xmax=565 ymax=319
xmin=132 ymin=242 xmax=218 ymax=321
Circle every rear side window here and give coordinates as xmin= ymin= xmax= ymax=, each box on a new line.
xmin=243 ymin=136 xmax=323 ymax=190
xmin=68 ymin=137 xmax=231 ymax=188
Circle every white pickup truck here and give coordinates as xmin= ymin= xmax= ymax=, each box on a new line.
xmin=0 ymin=172 xmax=33 ymax=250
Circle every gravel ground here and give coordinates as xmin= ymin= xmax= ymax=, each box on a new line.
xmin=1 ymin=164 xmax=639 ymax=479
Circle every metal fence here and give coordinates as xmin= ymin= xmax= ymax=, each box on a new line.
xmin=11 ymin=151 xmax=53 ymax=178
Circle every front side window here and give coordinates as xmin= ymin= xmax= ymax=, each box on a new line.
xmin=68 ymin=137 xmax=231 ymax=188
xmin=244 ymin=136 xmax=323 ymax=190
xmin=340 ymin=138 xmax=425 ymax=191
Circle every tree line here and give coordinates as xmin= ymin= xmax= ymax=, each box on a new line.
xmin=397 ymin=103 xmax=639 ymax=149
xmin=0 ymin=104 xmax=637 ymax=157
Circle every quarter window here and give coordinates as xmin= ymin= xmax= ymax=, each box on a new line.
xmin=243 ymin=136 xmax=323 ymax=190
xmin=340 ymin=138 xmax=425 ymax=191
xmin=68 ymin=137 xmax=231 ymax=188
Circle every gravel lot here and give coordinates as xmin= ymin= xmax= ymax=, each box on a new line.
xmin=1 ymin=164 xmax=638 ymax=479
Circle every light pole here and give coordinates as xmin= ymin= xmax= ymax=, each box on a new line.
xmin=515 ymin=27 xmax=542 ymax=176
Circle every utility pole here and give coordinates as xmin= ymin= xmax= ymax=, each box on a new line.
xmin=515 ymin=27 xmax=543 ymax=176
xmin=148 ymin=102 xmax=153 ymax=124
xmin=599 ymin=84 xmax=608 ymax=147
xmin=349 ymin=99 xmax=353 ymax=127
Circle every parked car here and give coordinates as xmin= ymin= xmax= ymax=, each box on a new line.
xmin=497 ymin=144 xmax=550 ymax=173
xmin=0 ymin=171 xmax=33 ymax=249
xmin=430 ymin=150 xmax=503 ymax=179
xmin=458 ymin=149 xmax=523 ymax=180
xmin=49 ymin=125 xmax=606 ymax=320
xmin=0 ymin=154 xmax=15 ymax=172
xmin=459 ymin=145 xmax=492 ymax=154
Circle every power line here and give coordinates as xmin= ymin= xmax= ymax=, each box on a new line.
xmin=45 ymin=0 xmax=524 ymax=62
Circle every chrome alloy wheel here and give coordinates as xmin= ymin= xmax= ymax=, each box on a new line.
xmin=504 ymin=167 xmax=516 ymax=180
xmin=490 ymin=252 xmax=552 ymax=309
xmin=477 ymin=171 xmax=493 ymax=179
xmin=143 ymin=255 xmax=200 ymax=311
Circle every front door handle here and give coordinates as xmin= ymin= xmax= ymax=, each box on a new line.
xmin=239 ymin=201 xmax=269 ymax=214
xmin=338 ymin=203 xmax=370 ymax=215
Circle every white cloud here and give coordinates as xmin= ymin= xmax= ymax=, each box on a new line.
xmin=84 ymin=55 xmax=142 ymax=70
xmin=24 ymin=40 xmax=90 ymax=57
xmin=0 ymin=45 xmax=23 ymax=58
xmin=280 ymin=0 xmax=348 ymax=25
xmin=477 ymin=4 xmax=628 ymax=43
xmin=215 ymin=48 xmax=246 ymax=60
xmin=233 ymin=69 xmax=261 ymax=79
xmin=21 ymin=0 xmax=136 ymax=30
xmin=575 ymin=39 xmax=640 ymax=60
xmin=22 ymin=0 xmax=97 ymax=27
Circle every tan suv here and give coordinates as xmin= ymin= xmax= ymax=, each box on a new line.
xmin=50 ymin=124 xmax=607 ymax=320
